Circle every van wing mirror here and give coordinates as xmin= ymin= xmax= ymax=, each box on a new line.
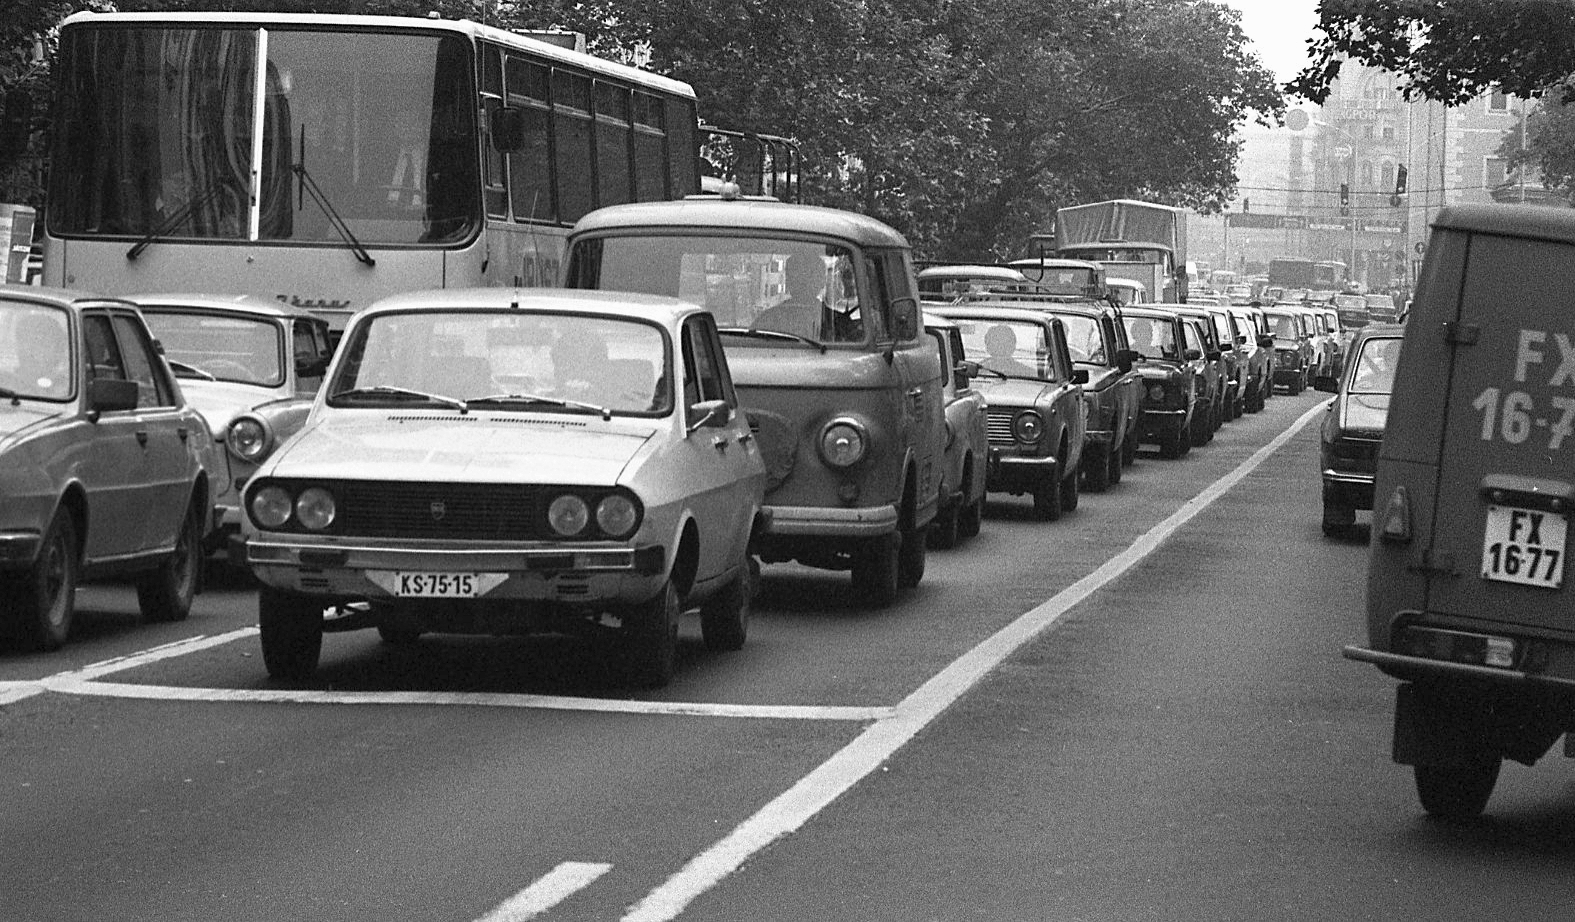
xmin=891 ymin=297 xmax=919 ymax=341
xmin=955 ymin=359 xmax=978 ymax=387
xmin=490 ymin=106 xmax=527 ymax=152
xmin=1071 ymin=367 xmax=1090 ymax=384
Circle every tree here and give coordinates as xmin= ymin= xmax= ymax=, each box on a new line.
xmin=1289 ymin=0 xmax=1575 ymax=106
xmin=1501 ymin=98 xmax=1575 ymax=203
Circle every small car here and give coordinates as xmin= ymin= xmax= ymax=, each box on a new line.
xmin=1205 ymin=305 xmax=1247 ymax=420
xmin=923 ymin=312 xmax=988 ymax=547
xmin=1346 ymin=204 xmax=1575 ymax=819
xmin=1152 ymin=304 xmax=1224 ymax=444
xmin=1121 ymin=306 xmax=1203 ymax=459
xmin=132 ymin=294 xmax=334 ymax=555
xmin=1363 ymin=291 xmax=1399 ymax=323
xmin=1007 ymin=257 xmax=1106 ymax=298
xmin=929 ymin=304 xmax=1087 ymax=520
xmin=1293 ymin=305 xmax=1339 ymax=384
xmin=1227 ymin=304 xmax=1274 ymax=413
xmin=917 ymin=265 xmax=1029 ymax=304
xmin=1042 ymin=301 xmax=1140 ymax=491
xmin=564 ymin=198 xmax=945 ymax=606
xmin=241 ymin=289 xmax=767 ymax=687
xmin=1314 ymin=324 xmax=1403 ymax=537
xmin=1263 ymin=306 xmax=1313 ymax=395
xmin=0 ymin=285 xmax=216 ymax=649
xmin=1333 ymin=292 xmax=1370 ymax=333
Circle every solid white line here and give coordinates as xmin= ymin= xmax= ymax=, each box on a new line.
xmin=621 ymin=402 xmax=1329 ymax=922
xmin=474 ymin=862 xmax=613 ymax=922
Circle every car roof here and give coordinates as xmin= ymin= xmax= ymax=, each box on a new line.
xmin=928 ymin=304 xmax=1063 ymax=326
xmin=127 ymin=292 xmax=324 ymax=320
xmin=1007 ymin=257 xmax=1103 ymax=270
xmin=918 ymin=265 xmax=1029 ymax=281
xmin=1120 ymin=306 xmax=1185 ymax=321
xmin=569 ymin=199 xmax=910 ymax=248
xmin=358 ymin=287 xmax=700 ymax=324
xmin=921 ymin=310 xmax=959 ymax=330
xmin=0 ymin=283 xmax=133 ymax=311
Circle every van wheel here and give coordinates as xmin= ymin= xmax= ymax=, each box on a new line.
xmin=1083 ymin=443 xmax=1112 ymax=493
xmin=1415 ymin=757 xmax=1500 ymax=820
xmin=700 ymin=555 xmax=751 ymax=651
xmin=137 ymin=502 xmax=202 ymax=623
xmin=853 ymin=533 xmax=900 ymax=606
xmin=898 ymin=522 xmax=927 ymax=588
xmin=3 ymin=507 xmax=78 ymax=651
xmin=258 ymin=587 xmax=324 ymax=683
xmin=621 ymin=581 xmax=679 ymax=687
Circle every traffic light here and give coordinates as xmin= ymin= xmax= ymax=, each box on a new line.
xmin=1339 ymin=183 xmax=1349 ymax=206
xmin=1395 ymin=165 xmax=1408 ymax=195
xmin=1242 ymin=198 xmax=1250 ymax=213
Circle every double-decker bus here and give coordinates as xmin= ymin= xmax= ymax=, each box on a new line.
xmin=42 ymin=11 xmax=703 ymax=332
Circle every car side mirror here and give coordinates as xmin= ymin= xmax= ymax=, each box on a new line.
xmin=1185 ymin=348 xmax=1202 ymax=361
xmin=1115 ymin=349 xmax=1139 ymax=373
xmin=1257 ymin=335 xmax=1274 ymax=349
xmin=686 ymin=398 xmax=731 ymax=433
xmin=490 ymin=106 xmax=527 ymax=152
xmin=88 ymin=377 xmax=139 ymax=414
xmin=1206 ymin=350 xmax=1221 ymax=362
xmin=1236 ymin=334 xmax=1247 ymax=346
xmin=1071 ymin=368 xmax=1089 ymax=384
xmin=1313 ymin=376 xmax=1339 ymax=393
xmin=954 ymin=359 xmax=978 ymax=388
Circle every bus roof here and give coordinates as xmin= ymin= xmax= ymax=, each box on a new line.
xmin=569 ymin=199 xmax=911 ymax=249
xmin=58 ymin=10 xmax=697 ymax=100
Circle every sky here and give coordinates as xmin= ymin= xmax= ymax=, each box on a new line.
xmin=1222 ymin=0 xmax=1323 ymax=85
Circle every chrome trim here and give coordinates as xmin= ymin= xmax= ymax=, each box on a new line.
xmin=762 ymin=503 xmax=898 ymax=537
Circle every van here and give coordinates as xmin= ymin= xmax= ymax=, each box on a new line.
xmin=1346 ymin=204 xmax=1575 ymax=819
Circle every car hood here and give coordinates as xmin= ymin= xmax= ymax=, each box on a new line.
xmin=178 ymin=380 xmax=291 ymax=434
xmin=265 ymin=414 xmax=657 ymax=484
xmin=1340 ymin=393 xmax=1390 ymax=435
xmin=0 ymin=403 xmax=65 ymax=448
xmin=974 ymin=376 xmax=1062 ymax=405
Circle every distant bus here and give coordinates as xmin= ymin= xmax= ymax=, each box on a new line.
xmin=1268 ymin=257 xmax=1348 ymax=292
xmin=43 ymin=11 xmax=704 ymax=332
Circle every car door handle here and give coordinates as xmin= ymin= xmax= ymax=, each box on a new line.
xmin=135 ymin=430 xmax=148 ymax=447
xmin=711 ymin=436 xmax=729 ymax=452
xmin=177 ymin=426 xmax=189 ymax=442
xmin=737 ymin=432 xmax=754 ymax=445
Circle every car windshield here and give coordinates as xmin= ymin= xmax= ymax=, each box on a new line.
xmin=1350 ymin=337 xmax=1402 ymax=394
xmin=141 ymin=310 xmax=285 ymax=387
xmin=1055 ymin=314 xmax=1106 ymax=364
xmin=328 ymin=310 xmax=670 ymax=416
xmin=949 ymin=317 xmax=1055 ymax=380
xmin=0 ymin=301 xmax=72 ymax=401
xmin=1266 ymin=313 xmax=1299 ymax=339
xmin=571 ymin=235 xmax=868 ymax=345
xmin=1122 ymin=315 xmax=1179 ymax=359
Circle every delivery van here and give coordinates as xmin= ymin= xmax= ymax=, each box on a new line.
xmin=1345 ymin=204 xmax=1575 ymax=819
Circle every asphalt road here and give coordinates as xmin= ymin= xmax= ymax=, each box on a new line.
xmin=6 ymin=388 xmax=1575 ymax=922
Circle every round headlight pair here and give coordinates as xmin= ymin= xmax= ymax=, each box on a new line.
xmin=250 ymin=484 xmax=336 ymax=530
xmin=1012 ymin=411 xmax=1044 ymax=444
xmin=819 ymin=418 xmax=869 ymax=468
xmin=548 ymin=492 xmax=640 ymax=539
xmin=227 ymin=415 xmax=273 ymax=463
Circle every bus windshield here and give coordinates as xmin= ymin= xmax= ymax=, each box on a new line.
xmin=49 ymin=25 xmax=480 ymax=246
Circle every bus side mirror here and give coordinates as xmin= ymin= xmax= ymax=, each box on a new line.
xmin=490 ymin=107 xmax=527 ymax=152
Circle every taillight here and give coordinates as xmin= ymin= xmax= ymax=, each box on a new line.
xmin=1378 ymin=485 xmax=1412 ymax=544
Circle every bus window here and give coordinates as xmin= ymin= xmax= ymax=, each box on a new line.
xmin=553 ymin=71 xmax=595 ymax=222
xmin=633 ymin=94 xmax=667 ymax=201
xmin=505 ymin=57 xmax=554 ymax=223
xmin=594 ymin=82 xmax=632 ymax=207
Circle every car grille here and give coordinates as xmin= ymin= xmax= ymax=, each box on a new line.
xmin=331 ymin=481 xmax=549 ymax=540
xmin=986 ymin=409 xmax=1018 ymax=446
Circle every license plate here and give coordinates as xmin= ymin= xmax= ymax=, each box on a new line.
xmin=1481 ymin=505 xmax=1568 ymax=589
xmin=395 ymin=571 xmax=483 ymax=598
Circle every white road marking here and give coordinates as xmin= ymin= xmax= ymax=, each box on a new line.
xmin=475 ymin=862 xmax=613 ymax=922
xmin=621 ymin=402 xmax=1329 ymax=921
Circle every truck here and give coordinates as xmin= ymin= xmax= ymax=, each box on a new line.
xmin=1052 ymin=199 xmax=1189 ymax=303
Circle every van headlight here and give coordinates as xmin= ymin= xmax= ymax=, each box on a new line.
xmin=819 ymin=418 xmax=869 ymax=468
xmin=228 ymin=415 xmax=272 ymax=462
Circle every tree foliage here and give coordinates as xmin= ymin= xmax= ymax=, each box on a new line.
xmin=1289 ymin=0 xmax=1575 ymax=107
xmin=2 ymin=0 xmax=1279 ymax=258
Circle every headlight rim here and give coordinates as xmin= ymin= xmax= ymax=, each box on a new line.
xmin=1012 ymin=410 xmax=1045 ymax=444
xmin=817 ymin=416 xmax=871 ymax=468
xmin=594 ymin=490 xmax=643 ymax=540
xmin=227 ymin=414 xmax=274 ymax=463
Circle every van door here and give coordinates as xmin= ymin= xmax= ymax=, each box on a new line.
xmin=873 ymin=249 xmax=942 ymax=526
xmin=1422 ymin=231 xmax=1575 ymax=632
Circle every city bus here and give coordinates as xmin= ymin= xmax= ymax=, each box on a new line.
xmin=1267 ymin=257 xmax=1348 ymax=293
xmin=42 ymin=11 xmax=703 ymax=333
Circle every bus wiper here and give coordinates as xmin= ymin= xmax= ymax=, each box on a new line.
xmin=293 ymin=162 xmax=376 ymax=267
xmin=126 ymin=184 xmax=228 ymax=261
xmin=331 ymin=385 xmax=464 ymax=410
xmin=466 ymin=392 xmax=613 ymax=420
xmin=721 ymin=326 xmax=827 ymax=353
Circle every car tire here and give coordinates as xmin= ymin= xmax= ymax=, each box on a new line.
xmin=621 ymin=581 xmax=680 ymax=688
xmin=137 ymin=501 xmax=202 ymax=623
xmin=1158 ymin=423 xmax=1185 ymax=460
xmin=1415 ymin=757 xmax=1500 ymax=820
xmin=928 ymin=500 xmax=960 ymax=550
xmin=1107 ymin=440 xmax=1123 ymax=485
xmin=1190 ymin=403 xmax=1210 ymax=447
xmin=957 ymin=479 xmax=983 ymax=540
xmin=898 ymin=522 xmax=926 ymax=588
xmin=4 ymin=507 xmax=78 ymax=651
xmin=853 ymin=533 xmax=901 ymax=606
xmin=1083 ymin=443 xmax=1112 ymax=493
xmin=1033 ymin=468 xmax=1063 ymax=521
xmin=1059 ymin=460 xmax=1080 ymax=512
xmin=1290 ymin=371 xmax=1305 ymax=396
xmin=1121 ymin=428 xmax=1138 ymax=466
xmin=258 ymin=587 xmax=324 ymax=683
xmin=700 ymin=557 xmax=751 ymax=652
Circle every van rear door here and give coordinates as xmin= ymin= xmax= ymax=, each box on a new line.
xmin=1423 ymin=229 xmax=1575 ymax=632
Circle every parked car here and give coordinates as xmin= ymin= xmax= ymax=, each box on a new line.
xmin=0 ymin=285 xmax=217 ymax=649
xmin=132 ymin=294 xmax=334 ymax=555
xmin=1043 ymin=301 xmax=1141 ymax=491
xmin=1346 ymin=204 xmax=1575 ymax=819
xmin=1333 ymin=292 xmax=1370 ymax=333
xmin=1153 ymin=303 xmax=1224 ymax=444
xmin=923 ymin=313 xmax=989 ymax=547
xmin=1314 ymin=324 xmax=1403 ymax=537
xmin=917 ymin=265 xmax=1029 ymax=304
xmin=1363 ymin=291 xmax=1399 ymax=323
xmin=564 ymin=198 xmax=944 ymax=605
xmin=1295 ymin=305 xmax=1339 ymax=384
xmin=1264 ymin=306 xmax=1313 ymax=395
xmin=929 ymin=304 xmax=1087 ymax=519
xmin=1122 ymin=306 xmax=1203 ymax=459
xmin=1205 ymin=305 xmax=1247 ymax=420
xmin=1227 ymin=304 xmax=1274 ymax=413
xmin=241 ymin=289 xmax=767 ymax=687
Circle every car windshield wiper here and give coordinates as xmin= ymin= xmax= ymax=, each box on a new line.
xmin=331 ymin=385 xmax=466 ymax=411
xmin=293 ymin=138 xmax=375 ymax=267
xmin=126 ymin=184 xmax=229 ymax=261
xmin=166 ymin=360 xmax=216 ymax=381
xmin=0 ymin=384 xmax=18 ymax=405
xmin=721 ymin=326 xmax=827 ymax=353
xmin=466 ymin=392 xmax=613 ymax=420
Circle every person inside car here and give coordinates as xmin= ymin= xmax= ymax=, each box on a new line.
xmin=552 ymin=327 xmax=613 ymax=401
xmin=753 ymin=253 xmax=830 ymax=340
xmin=980 ymin=324 xmax=1037 ymax=378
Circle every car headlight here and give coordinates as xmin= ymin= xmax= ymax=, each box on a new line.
xmin=548 ymin=494 xmax=590 ymax=537
xmin=1147 ymin=384 xmax=1165 ymax=402
xmin=294 ymin=487 xmax=336 ymax=531
xmin=595 ymin=493 xmax=640 ymax=539
xmin=251 ymin=485 xmax=293 ymax=528
xmin=227 ymin=415 xmax=272 ymax=462
xmin=819 ymin=419 xmax=869 ymax=468
xmin=1012 ymin=411 xmax=1044 ymax=444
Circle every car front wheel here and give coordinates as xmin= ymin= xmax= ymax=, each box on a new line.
xmin=3 ymin=507 xmax=78 ymax=651
xmin=621 ymin=581 xmax=680 ymax=687
xmin=259 ymin=587 xmax=324 ymax=683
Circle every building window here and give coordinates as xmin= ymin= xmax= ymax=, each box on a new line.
xmin=1488 ymin=88 xmax=1509 ymax=112
xmin=1485 ymin=157 xmax=1511 ymax=187
xmin=1380 ymin=162 xmax=1394 ymax=189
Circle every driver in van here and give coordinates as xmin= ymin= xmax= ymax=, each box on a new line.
xmin=753 ymin=254 xmax=830 ymax=340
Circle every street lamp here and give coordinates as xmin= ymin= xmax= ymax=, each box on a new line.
xmin=1313 ymin=118 xmax=1360 ymax=289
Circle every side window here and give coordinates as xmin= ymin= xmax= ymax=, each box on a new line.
xmin=948 ymin=328 xmax=967 ymax=380
xmin=82 ymin=313 xmax=128 ymax=385
xmin=1181 ymin=321 xmax=1201 ymax=355
xmin=684 ymin=316 xmax=726 ymax=404
xmin=864 ymin=254 xmax=894 ymax=342
xmin=110 ymin=313 xmax=174 ymax=407
xmin=293 ymin=319 xmax=325 ymax=394
xmin=928 ymin=329 xmax=950 ymax=388
xmin=885 ymin=250 xmax=919 ymax=342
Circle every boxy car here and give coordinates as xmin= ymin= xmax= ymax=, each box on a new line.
xmin=1043 ymin=301 xmax=1140 ymax=491
xmin=1314 ymin=324 xmax=1403 ymax=537
xmin=133 ymin=294 xmax=333 ymax=555
xmin=929 ymin=304 xmax=1087 ymax=520
xmin=1264 ymin=306 xmax=1313 ymax=395
xmin=241 ymin=289 xmax=767 ymax=688
xmin=917 ymin=265 xmax=1029 ymax=304
xmin=1345 ymin=205 xmax=1575 ymax=819
xmin=564 ymin=198 xmax=944 ymax=606
xmin=0 ymin=286 xmax=216 ymax=649
xmin=1121 ymin=307 xmax=1203 ymax=459
xmin=923 ymin=312 xmax=989 ymax=548
xmin=1227 ymin=304 xmax=1274 ymax=413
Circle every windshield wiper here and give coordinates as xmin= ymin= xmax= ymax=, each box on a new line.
xmin=331 ymin=385 xmax=465 ymax=411
xmin=721 ymin=326 xmax=827 ymax=353
xmin=294 ymin=160 xmax=375 ymax=267
xmin=126 ymin=184 xmax=229 ymax=261
xmin=1 ymin=384 xmax=19 ymax=405
xmin=166 ymin=360 xmax=216 ymax=381
xmin=466 ymin=392 xmax=613 ymax=420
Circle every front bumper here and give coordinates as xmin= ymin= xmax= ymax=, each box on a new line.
xmin=987 ymin=452 xmax=1060 ymax=492
xmin=760 ymin=503 xmax=899 ymax=538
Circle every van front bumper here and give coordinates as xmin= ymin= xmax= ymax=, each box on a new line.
xmin=760 ymin=503 xmax=899 ymax=537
